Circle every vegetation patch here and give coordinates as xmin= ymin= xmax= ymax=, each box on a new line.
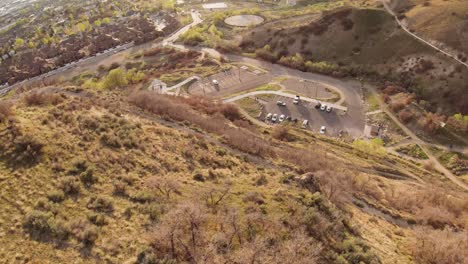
xmin=395 ymin=144 xmax=429 ymax=160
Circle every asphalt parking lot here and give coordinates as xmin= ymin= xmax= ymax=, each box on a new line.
xmin=261 ymin=95 xmax=362 ymax=137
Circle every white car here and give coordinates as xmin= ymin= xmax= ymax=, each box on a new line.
xmin=279 ymin=114 xmax=285 ymax=122
xmin=212 ymin=80 xmax=219 ymax=85
xmin=326 ymin=106 xmax=332 ymax=113
xmin=276 ymin=101 xmax=286 ymax=107
xmin=266 ymin=113 xmax=273 ymax=120
xmin=302 ymin=120 xmax=309 ymax=128
xmin=320 ymin=104 xmax=327 ymax=111
xmin=272 ymin=114 xmax=278 ymax=122
xmin=320 ymin=126 xmax=326 ymax=134
xmin=293 ymin=95 xmax=300 ymax=104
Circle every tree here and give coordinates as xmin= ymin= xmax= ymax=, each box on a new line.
xmin=102 ymin=17 xmax=111 ymax=24
xmin=126 ymin=68 xmax=146 ymax=84
xmin=14 ymin=38 xmax=24 ymax=49
xmin=102 ymin=68 xmax=128 ymax=89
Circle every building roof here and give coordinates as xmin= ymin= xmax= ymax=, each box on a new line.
xmin=202 ymin=2 xmax=228 ymax=9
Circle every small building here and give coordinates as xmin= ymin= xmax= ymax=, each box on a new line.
xmin=364 ymin=124 xmax=382 ymax=138
xmin=150 ymin=79 xmax=167 ymax=93
xmin=202 ymin=3 xmax=228 ymax=9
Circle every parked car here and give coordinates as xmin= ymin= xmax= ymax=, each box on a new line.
xmin=302 ymin=120 xmax=309 ymax=128
xmin=320 ymin=104 xmax=327 ymax=111
xmin=292 ymin=118 xmax=298 ymax=123
xmin=326 ymin=106 xmax=332 ymax=113
xmin=293 ymin=95 xmax=300 ymax=104
xmin=320 ymin=126 xmax=326 ymax=134
xmin=276 ymin=101 xmax=286 ymax=106
xmin=272 ymin=114 xmax=278 ymax=122
xmin=266 ymin=113 xmax=272 ymax=120
xmin=212 ymin=80 xmax=219 ymax=85
xmin=315 ymin=102 xmax=321 ymax=109
xmin=279 ymin=114 xmax=285 ymax=122
xmin=286 ymin=116 xmax=292 ymax=121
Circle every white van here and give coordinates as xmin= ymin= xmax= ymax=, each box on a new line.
xmin=301 ymin=120 xmax=309 ymax=128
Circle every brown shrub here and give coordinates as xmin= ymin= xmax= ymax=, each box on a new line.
xmin=143 ymin=47 xmax=165 ymax=57
xmin=419 ymin=113 xmax=444 ymax=134
xmin=390 ymin=102 xmax=405 ymax=113
xmin=411 ymin=227 xmax=468 ymax=264
xmin=0 ymin=101 xmax=13 ymax=122
xmin=218 ymin=103 xmax=242 ymax=121
xmin=382 ymin=85 xmax=401 ymax=95
xmin=24 ymin=92 xmax=63 ymax=106
xmin=398 ymin=109 xmax=414 ymax=123
xmin=129 ymin=92 xmax=272 ymax=157
xmin=272 ymin=125 xmax=290 ymax=141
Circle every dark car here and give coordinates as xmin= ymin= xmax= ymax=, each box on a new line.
xmin=286 ymin=116 xmax=292 ymax=121
xmin=315 ymin=102 xmax=321 ymax=109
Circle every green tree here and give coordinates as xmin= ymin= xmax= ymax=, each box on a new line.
xmin=14 ymin=38 xmax=25 ymax=49
xmin=126 ymin=68 xmax=146 ymax=84
xmin=102 ymin=68 xmax=128 ymax=89
xmin=102 ymin=17 xmax=111 ymax=24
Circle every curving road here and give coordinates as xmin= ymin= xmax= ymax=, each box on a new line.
xmin=223 ymin=90 xmax=348 ymax=111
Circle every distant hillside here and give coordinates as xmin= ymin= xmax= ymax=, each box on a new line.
xmin=386 ymin=0 xmax=468 ymax=56
xmin=239 ymin=7 xmax=468 ymax=114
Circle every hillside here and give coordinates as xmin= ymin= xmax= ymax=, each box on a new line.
xmin=238 ymin=7 xmax=468 ymax=114
xmin=0 ymin=75 xmax=467 ymax=263
xmin=385 ymin=0 xmax=468 ymax=56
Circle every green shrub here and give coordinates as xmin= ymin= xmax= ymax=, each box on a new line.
xmin=10 ymin=135 xmax=44 ymax=165
xmin=87 ymin=196 xmax=114 ymax=213
xmin=47 ymin=190 xmax=65 ymax=203
xmin=102 ymin=68 xmax=128 ymax=89
xmin=193 ymin=172 xmax=206 ymax=182
xmin=144 ymin=204 xmax=163 ymax=222
xmin=100 ymin=132 xmax=122 ymax=148
xmin=79 ymin=168 xmax=98 ymax=186
xmin=130 ymin=191 xmax=155 ymax=204
xmin=59 ymin=177 xmax=80 ymax=195
xmin=87 ymin=213 xmax=108 ymax=226
xmin=23 ymin=210 xmax=70 ymax=241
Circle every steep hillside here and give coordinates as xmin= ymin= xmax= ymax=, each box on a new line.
xmin=239 ymin=7 xmax=468 ymax=114
xmin=386 ymin=0 xmax=468 ymax=56
xmin=0 ymin=80 xmax=467 ymax=263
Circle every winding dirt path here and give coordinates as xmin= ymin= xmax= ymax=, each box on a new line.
xmin=380 ymin=0 xmax=468 ymax=69
xmin=367 ymin=85 xmax=468 ymax=191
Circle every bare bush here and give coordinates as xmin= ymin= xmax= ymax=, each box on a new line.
xmin=272 ymin=125 xmax=290 ymax=141
xmin=146 ymin=175 xmax=181 ymax=198
xmin=419 ymin=113 xmax=444 ymax=134
xmin=24 ymin=91 xmax=63 ymax=106
xmin=412 ymin=227 xmax=468 ymax=264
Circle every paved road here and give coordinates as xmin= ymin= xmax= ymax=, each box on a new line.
xmin=162 ymin=11 xmax=202 ymax=46
xmin=380 ymin=0 xmax=468 ymax=69
xmin=224 ymin=90 xmax=347 ymax=111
